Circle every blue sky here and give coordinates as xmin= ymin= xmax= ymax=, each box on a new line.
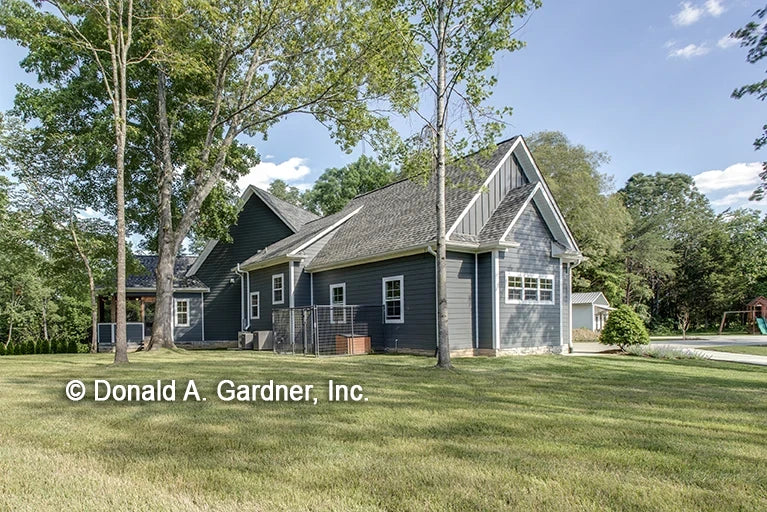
xmin=1 ymin=0 xmax=765 ymax=212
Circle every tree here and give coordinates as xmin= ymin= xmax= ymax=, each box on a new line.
xmin=394 ymin=0 xmax=540 ymax=368
xmin=303 ymin=155 xmax=398 ymax=215
xmin=731 ymin=5 xmax=767 ymax=199
xmin=268 ymin=180 xmax=304 ymax=208
xmin=599 ymin=305 xmax=650 ymax=351
xmin=0 ymin=118 xmax=116 ymax=353
xmin=527 ymin=131 xmax=630 ymax=304
xmin=0 ymin=0 xmax=150 ymax=363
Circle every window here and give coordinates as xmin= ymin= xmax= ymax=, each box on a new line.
xmin=250 ymin=292 xmax=260 ymax=320
xmin=272 ymin=273 xmax=284 ymax=305
xmin=330 ymin=283 xmax=346 ymax=324
xmin=175 ymin=299 xmax=190 ymax=327
xmin=382 ymin=276 xmax=404 ymax=323
xmin=505 ymin=272 xmax=555 ymax=305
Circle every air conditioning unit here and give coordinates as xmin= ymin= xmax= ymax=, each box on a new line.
xmin=238 ymin=331 xmax=254 ymax=350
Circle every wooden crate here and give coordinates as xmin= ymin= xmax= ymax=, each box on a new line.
xmin=334 ymin=334 xmax=371 ymax=355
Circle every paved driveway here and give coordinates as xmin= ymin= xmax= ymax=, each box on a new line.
xmin=571 ymin=335 xmax=767 ymax=367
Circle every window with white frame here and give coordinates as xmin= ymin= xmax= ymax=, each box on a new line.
xmin=272 ymin=273 xmax=284 ymax=304
xmin=383 ymin=276 xmax=404 ymax=323
xmin=175 ymin=299 xmax=190 ymax=327
xmin=505 ymin=272 xmax=555 ymax=304
xmin=250 ymin=291 xmax=260 ymax=320
xmin=330 ymin=283 xmax=346 ymax=323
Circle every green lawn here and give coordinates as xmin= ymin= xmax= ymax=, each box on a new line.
xmin=1 ymin=352 xmax=766 ymax=511
xmin=707 ymin=345 xmax=767 ymax=356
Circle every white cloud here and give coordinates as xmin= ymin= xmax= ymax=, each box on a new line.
xmin=694 ymin=162 xmax=763 ymax=193
xmin=710 ymin=190 xmax=752 ymax=207
xmin=671 ymin=1 xmax=725 ymax=26
xmin=237 ymin=157 xmax=311 ymax=191
xmin=668 ymin=43 xmax=710 ymax=58
xmin=672 ymin=2 xmax=705 ymax=26
xmin=717 ymin=34 xmax=738 ymax=49
xmin=705 ymin=0 xmax=725 ymax=17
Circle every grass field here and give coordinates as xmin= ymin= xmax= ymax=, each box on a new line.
xmin=707 ymin=345 xmax=767 ymax=356
xmin=1 ymin=351 xmax=766 ymax=511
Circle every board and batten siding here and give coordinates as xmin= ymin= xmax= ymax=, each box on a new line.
xmin=293 ymin=228 xmax=334 ymax=308
xmin=173 ymin=292 xmax=204 ymax=342
xmin=446 ymin=251 xmax=476 ymax=350
xmin=476 ymin=252 xmax=493 ymax=349
xmin=195 ymin=195 xmax=295 ymax=341
xmin=247 ymin=262 xmax=290 ymax=331
xmin=311 ymin=252 xmax=436 ymax=352
xmin=455 ymin=154 xmax=527 ymax=236
xmin=497 ymin=203 xmax=562 ymax=348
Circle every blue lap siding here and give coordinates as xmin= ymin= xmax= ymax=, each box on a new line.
xmin=195 ymin=195 xmax=294 ymax=341
xmin=497 ymin=203 xmax=562 ymax=348
xmin=311 ymin=252 xmax=437 ymax=352
xmin=173 ymin=292 xmax=204 ymax=342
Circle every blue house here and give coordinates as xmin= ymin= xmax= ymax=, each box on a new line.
xmin=113 ymin=136 xmax=582 ymax=356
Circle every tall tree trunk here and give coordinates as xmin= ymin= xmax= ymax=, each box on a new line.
xmin=70 ymin=221 xmax=99 ymax=353
xmin=435 ymin=0 xmax=451 ymax=368
xmin=147 ymin=67 xmax=178 ymax=350
xmin=110 ymin=0 xmax=132 ymax=365
xmin=42 ymin=298 xmax=49 ymax=342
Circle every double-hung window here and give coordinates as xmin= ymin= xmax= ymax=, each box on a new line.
xmin=382 ymin=276 xmax=404 ymax=323
xmin=250 ymin=291 xmax=260 ymax=320
xmin=272 ymin=273 xmax=284 ymax=305
xmin=505 ymin=272 xmax=555 ymax=305
xmin=330 ymin=283 xmax=346 ymax=324
xmin=175 ymin=299 xmax=190 ymax=327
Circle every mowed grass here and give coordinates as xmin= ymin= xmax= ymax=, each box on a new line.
xmin=1 ymin=352 xmax=766 ymax=511
xmin=708 ymin=345 xmax=767 ymax=356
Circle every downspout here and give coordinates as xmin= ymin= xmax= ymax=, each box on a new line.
xmin=235 ymin=264 xmax=249 ymax=331
xmin=567 ymin=258 xmax=582 ymax=354
xmin=474 ymin=253 xmax=479 ymax=350
xmin=427 ymin=246 xmax=439 ymax=353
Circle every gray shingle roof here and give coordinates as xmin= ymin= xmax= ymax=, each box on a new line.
xmin=249 ymin=186 xmax=319 ymax=231
xmin=127 ymin=255 xmax=208 ymax=291
xmin=571 ymin=292 xmax=609 ymax=306
xmin=478 ymin=183 xmax=537 ymax=242
xmin=239 ymin=137 xmax=521 ymax=271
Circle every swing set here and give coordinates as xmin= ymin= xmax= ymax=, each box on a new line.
xmin=717 ymin=296 xmax=767 ymax=335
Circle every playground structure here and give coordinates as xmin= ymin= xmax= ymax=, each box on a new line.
xmin=718 ymin=296 xmax=767 ymax=335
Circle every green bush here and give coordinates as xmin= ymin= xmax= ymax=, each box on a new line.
xmin=77 ymin=342 xmax=91 ymax=354
xmin=10 ymin=342 xmax=19 ymax=355
xmin=40 ymin=339 xmax=51 ymax=354
xmin=599 ymin=305 xmax=650 ymax=351
xmin=68 ymin=339 xmax=78 ymax=354
xmin=0 ymin=343 xmax=6 ymax=356
xmin=24 ymin=340 xmax=34 ymax=355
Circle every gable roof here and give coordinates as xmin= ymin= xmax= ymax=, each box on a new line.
xmin=239 ymin=136 xmax=581 ymax=272
xmin=187 ymin=186 xmax=319 ymax=276
xmin=572 ymin=292 xmax=610 ymax=307
xmin=127 ymin=255 xmax=209 ymax=292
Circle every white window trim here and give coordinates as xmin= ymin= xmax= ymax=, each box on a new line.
xmin=505 ymin=271 xmax=555 ymax=305
xmin=272 ymin=273 xmax=285 ymax=305
xmin=250 ymin=291 xmax=260 ymax=320
xmin=330 ymin=283 xmax=346 ymax=324
xmin=382 ymin=275 xmax=405 ymax=324
xmin=175 ymin=299 xmax=190 ymax=327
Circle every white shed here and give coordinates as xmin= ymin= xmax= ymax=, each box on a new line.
xmin=572 ymin=292 xmax=613 ymax=331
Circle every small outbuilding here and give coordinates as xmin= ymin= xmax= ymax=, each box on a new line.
xmin=571 ymin=292 xmax=613 ymax=332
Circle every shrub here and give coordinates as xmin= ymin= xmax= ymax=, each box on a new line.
xmin=572 ymin=328 xmax=599 ymax=342
xmin=24 ymin=340 xmax=34 ymax=355
xmin=68 ymin=339 xmax=78 ymax=354
xmin=77 ymin=342 xmax=90 ymax=354
xmin=599 ymin=305 xmax=650 ymax=351
xmin=625 ymin=345 xmax=710 ymax=360
xmin=40 ymin=339 xmax=51 ymax=354
xmin=0 ymin=343 xmax=5 ymax=356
